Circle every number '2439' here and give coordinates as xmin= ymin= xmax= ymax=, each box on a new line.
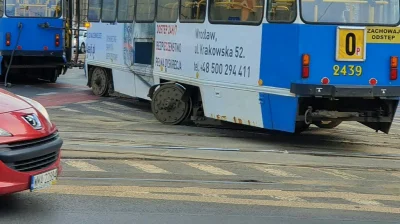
xmin=333 ymin=65 xmax=362 ymax=76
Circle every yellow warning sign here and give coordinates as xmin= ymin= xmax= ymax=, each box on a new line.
xmin=367 ymin=27 xmax=400 ymax=44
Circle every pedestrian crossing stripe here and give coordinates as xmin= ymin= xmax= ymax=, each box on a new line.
xmin=122 ymin=160 xmax=170 ymax=174
xmin=64 ymin=160 xmax=105 ymax=172
xmin=183 ymin=162 xmax=236 ymax=176
xmin=59 ymin=160 xmax=391 ymax=182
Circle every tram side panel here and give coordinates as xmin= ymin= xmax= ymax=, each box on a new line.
xmin=154 ymin=23 xmax=274 ymax=129
xmin=86 ymin=22 xmax=155 ymax=99
xmin=258 ymin=24 xmax=301 ymax=133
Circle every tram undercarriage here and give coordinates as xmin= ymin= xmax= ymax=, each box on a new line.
xmin=295 ymin=97 xmax=399 ymax=133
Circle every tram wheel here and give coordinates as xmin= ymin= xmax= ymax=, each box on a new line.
xmin=46 ymin=68 xmax=59 ymax=83
xmin=91 ymin=67 xmax=110 ymax=96
xmin=295 ymin=122 xmax=310 ymax=134
xmin=151 ymin=84 xmax=192 ymax=125
xmin=314 ymin=120 xmax=342 ymax=129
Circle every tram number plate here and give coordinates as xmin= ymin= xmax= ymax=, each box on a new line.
xmin=30 ymin=169 xmax=58 ymax=191
xmin=336 ymin=27 xmax=366 ymax=61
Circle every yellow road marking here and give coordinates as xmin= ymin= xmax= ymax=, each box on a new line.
xmin=40 ymin=185 xmax=400 ymax=201
xmin=122 ymin=161 xmax=169 ymax=174
xmin=315 ymin=169 xmax=364 ymax=180
xmin=184 ymin=162 xmax=236 ymax=176
xmin=270 ymin=196 xmax=306 ymax=202
xmin=251 ymin=165 xmax=301 ymax=178
xmin=345 ymin=198 xmax=383 ymax=206
xmin=39 ymin=185 xmax=400 ymax=214
xmin=64 ymin=161 xmax=105 ymax=172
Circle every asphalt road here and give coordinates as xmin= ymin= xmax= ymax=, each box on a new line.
xmin=1 ymin=68 xmax=400 ymax=223
xmin=1 ymin=178 xmax=399 ymax=224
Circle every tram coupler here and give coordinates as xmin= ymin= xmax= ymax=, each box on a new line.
xmin=302 ymin=106 xmax=359 ymax=124
xmin=67 ymin=60 xmax=84 ymax=69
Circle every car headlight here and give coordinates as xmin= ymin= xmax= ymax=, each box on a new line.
xmin=17 ymin=95 xmax=51 ymax=124
xmin=0 ymin=128 xmax=12 ymax=137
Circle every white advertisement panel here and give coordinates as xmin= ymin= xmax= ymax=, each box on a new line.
xmin=86 ymin=23 xmax=125 ymax=65
xmin=154 ymin=23 xmax=262 ymax=86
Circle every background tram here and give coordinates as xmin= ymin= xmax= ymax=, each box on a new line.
xmin=0 ymin=0 xmax=74 ymax=84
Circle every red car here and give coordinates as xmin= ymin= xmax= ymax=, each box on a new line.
xmin=0 ymin=88 xmax=62 ymax=195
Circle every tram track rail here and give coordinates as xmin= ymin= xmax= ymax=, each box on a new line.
xmin=58 ymin=123 xmax=400 ymax=148
xmin=59 ymin=131 xmax=400 ymax=162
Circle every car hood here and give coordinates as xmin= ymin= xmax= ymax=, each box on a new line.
xmin=0 ymin=89 xmax=32 ymax=114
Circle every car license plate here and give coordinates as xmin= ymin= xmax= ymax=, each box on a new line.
xmin=30 ymin=169 xmax=58 ymax=192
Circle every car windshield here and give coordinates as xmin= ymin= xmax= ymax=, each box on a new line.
xmin=301 ymin=0 xmax=400 ymax=25
xmin=6 ymin=0 xmax=62 ymax=17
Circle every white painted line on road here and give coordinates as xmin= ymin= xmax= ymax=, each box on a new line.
xmin=270 ymin=196 xmax=306 ymax=202
xmin=122 ymin=161 xmax=169 ymax=174
xmin=74 ymin=100 xmax=99 ymax=104
xmin=316 ymin=169 xmax=365 ymax=180
xmin=82 ymin=104 xmax=147 ymax=121
xmin=60 ymin=108 xmax=83 ymax=113
xmin=45 ymin=106 xmax=66 ymax=109
xmin=36 ymin=92 xmax=58 ymax=96
xmin=392 ymin=172 xmax=400 ymax=178
xmin=251 ymin=166 xmax=301 ymax=178
xmin=64 ymin=160 xmax=105 ymax=172
xmin=101 ymin=101 xmax=134 ymax=110
xmin=184 ymin=162 xmax=236 ymax=176
xmin=196 ymin=147 xmax=240 ymax=151
xmin=345 ymin=198 xmax=383 ymax=206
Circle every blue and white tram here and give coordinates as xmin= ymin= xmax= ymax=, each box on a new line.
xmin=85 ymin=0 xmax=400 ymax=133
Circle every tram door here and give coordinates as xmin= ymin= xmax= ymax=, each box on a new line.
xmin=64 ymin=0 xmax=73 ymax=63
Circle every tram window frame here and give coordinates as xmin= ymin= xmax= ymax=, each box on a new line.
xmin=101 ymin=0 xmax=118 ymax=22
xmin=179 ymin=0 xmax=207 ymax=23
xmin=0 ymin=0 xmax=3 ymax=17
xmin=298 ymin=1 xmax=400 ymax=26
xmin=266 ymin=0 xmax=297 ymax=23
xmin=135 ymin=0 xmax=156 ymax=23
xmin=208 ymin=0 xmax=264 ymax=25
xmin=157 ymin=0 xmax=179 ymax=22
xmin=117 ymin=0 xmax=135 ymax=23
xmin=88 ymin=0 xmax=103 ymax=22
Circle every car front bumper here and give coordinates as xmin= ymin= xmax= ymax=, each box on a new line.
xmin=0 ymin=133 xmax=63 ymax=195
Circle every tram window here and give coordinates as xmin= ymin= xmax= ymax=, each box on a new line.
xmin=117 ymin=0 xmax=135 ymax=22
xmin=101 ymin=0 xmax=117 ymax=22
xmin=300 ymin=1 xmax=400 ymax=25
xmin=180 ymin=0 xmax=206 ymax=22
xmin=0 ymin=0 xmax=3 ymax=16
xmin=88 ymin=0 xmax=102 ymax=22
xmin=267 ymin=0 xmax=296 ymax=23
xmin=157 ymin=0 xmax=179 ymax=22
xmin=136 ymin=0 xmax=156 ymax=22
xmin=208 ymin=0 xmax=264 ymax=24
